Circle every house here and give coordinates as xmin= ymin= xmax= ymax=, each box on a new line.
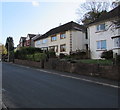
xmin=24 ymin=34 xmax=36 ymax=47
xmin=33 ymin=34 xmax=49 ymax=51
xmin=34 ymin=21 xmax=88 ymax=55
xmin=87 ymin=6 xmax=120 ymax=59
xmin=19 ymin=37 xmax=26 ymax=47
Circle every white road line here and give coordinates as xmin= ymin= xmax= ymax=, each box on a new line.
xmin=9 ymin=63 xmax=119 ymax=89
xmin=37 ymin=69 xmax=119 ymax=89
xmin=2 ymin=88 xmax=6 ymax=92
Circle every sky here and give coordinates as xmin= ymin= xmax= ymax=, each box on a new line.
xmin=1 ymin=0 xmax=113 ymax=47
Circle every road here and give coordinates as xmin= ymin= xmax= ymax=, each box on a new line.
xmin=2 ymin=62 xmax=119 ymax=108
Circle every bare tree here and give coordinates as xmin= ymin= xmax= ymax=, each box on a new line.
xmin=112 ymin=0 xmax=120 ymax=8
xmin=76 ymin=2 xmax=110 ymax=24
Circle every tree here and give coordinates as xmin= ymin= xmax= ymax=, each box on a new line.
xmin=5 ymin=37 xmax=14 ymax=61
xmin=112 ymin=0 xmax=120 ymax=8
xmin=111 ymin=0 xmax=120 ymax=28
xmin=5 ymin=37 xmax=14 ymax=52
xmin=1 ymin=45 xmax=7 ymax=55
xmin=76 ymin=2 xmax=110 ymax=25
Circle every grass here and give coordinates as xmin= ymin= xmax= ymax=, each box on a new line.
xmin=78 ymin=59 xmax=113 ymax=65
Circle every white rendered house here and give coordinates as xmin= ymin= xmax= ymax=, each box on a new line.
xmin=87 ymin=6 xmax=120 ymax=59
xmin=34 ymin=21 xmax=88 ymax=55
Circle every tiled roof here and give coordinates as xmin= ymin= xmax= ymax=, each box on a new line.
xmin=32 ymin=34 xmax=41 ymax=40
xmin=20 ymin=37 xmax=26 ymax=40
xmin=34 ymin=21 xmax=86 ymax=41
xmin=88 ymin=5 xmax=120 ymax=25
xmin=28 ymin=34 xmax=37 ymax=38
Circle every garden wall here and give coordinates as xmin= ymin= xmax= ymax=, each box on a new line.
xmin=14 ymin=59 xmax=119 ymax=80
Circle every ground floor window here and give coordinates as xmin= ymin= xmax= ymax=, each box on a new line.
xmin=97 ymin=40 xmax=106 ymax=50
xmin=60 ymin=44 xmax=66 ymax=52
xmin=113 ymin=37 xmax=120 ymax=48
xmin=49 ymin=45 xmax=58 ymax=52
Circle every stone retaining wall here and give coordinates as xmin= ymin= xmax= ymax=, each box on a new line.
xmin=14 ymin=59 xmax=119 ymax=80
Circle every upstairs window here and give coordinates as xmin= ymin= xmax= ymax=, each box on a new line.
xmin=42 ymin=39 xmax=47 ymax=44
xmin=96 ymin=23 xmax=106 ymax=32
xmin=60 ymin=32 xmax=66 ymax=39
xmin=36 ymin=41 xmax=40 ymax=45
xmin=51 ymin=35 xmax=57 ymax=41
xmin=97 ymin=40 xmax=106 ymax=50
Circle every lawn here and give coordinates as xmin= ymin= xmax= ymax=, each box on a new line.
xmin=78 ymin=59 xmax=113 ymax=65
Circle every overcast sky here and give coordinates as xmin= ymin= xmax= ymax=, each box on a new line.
xmin=1 ymin=0 xmax=113 ymax=47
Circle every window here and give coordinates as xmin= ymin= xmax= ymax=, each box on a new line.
xmin=60 ymin=33 xmax=66 ymax=39
xmin=114 ymin=37 xmax=120 ymax=48
xmin=60 ymin=44 xmax=66 ymax=52
xmin=36 ymin=41 xmax=40 ymax=45
xmin=97 ymin=40 xmax=106 ymax=50
xmin=51 ymin=35 xmax=57 ymax=41
xmin=26 ymin=40 xmax=30 ymax=46
xmin=96 ymin=23 xmax=105 ymax=31
xmin=42 ymin=39 xmax=47 ymax=44
xmin=49 ymin=45 xmax=58 ymax=52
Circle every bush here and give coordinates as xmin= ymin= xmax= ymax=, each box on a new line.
xmin=59 ymin=53 xmax=66 ymax=59
xmin=26 ymin=54 xmax=34 ymax=61
xmin=101 ymin=50 xmax=113 ymax=60
xmin=116 ymin=55 xmax=120 ymax=65
xmin=14 ymin=47 xmax=43 ymax=60
xmin=46 ymin=51 xmax=56 ymax=58
xmin=70 ymin=50 xmax=88 ymax=59
xmin=34 ymin=53 xmax=47 ymax=62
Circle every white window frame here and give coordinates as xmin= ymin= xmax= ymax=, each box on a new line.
xmin=97 ymin=40 xmax=107 ymax=50
xmin=42 ymin=39 xmax=47 ymax=44
xmin=113 ymin=37 xmax=120 ymax=48
xmin=96 ymin=23 xmax=106 ymax=32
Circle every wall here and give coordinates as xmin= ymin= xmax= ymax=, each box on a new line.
xmin=72 ymin=30 xmax=87 ymax=52
xmin=14 ymin=59 xmax=119 ymax=80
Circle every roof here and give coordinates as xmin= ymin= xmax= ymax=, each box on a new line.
xmin=34 ymin=21 xmax=86 ymax=41
xmin=88 ymin=5 xmax=120 ymax=26
xmin=20 ymin=37 xmax=26 ymax=40
xmin=111 ymin=35 xmax=120 ymax=39
xmin=32 ymin=34 xmax=42 ymax=40
xmin=27 ymin=34 xmax=37 ymax=38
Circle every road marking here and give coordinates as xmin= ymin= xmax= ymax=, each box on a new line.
xmin=37 ymin=69 xmax=119 ymax=89
xmin=2 ymin=88 xmax=6 ymax=92
xmin=8 ymin=63 xmax=119 ymax=89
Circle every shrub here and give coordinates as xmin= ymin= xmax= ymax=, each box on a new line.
xmin=101 ymin=50 xmax=113 ymax=60
xmin=116 ymin=55 xmax=120 ymax=65
xmin=46 ymin=51 xmax=56 ymax=58
xmin=26 ymin=54 xmax=34 ymax=61
xmin=59 ymin=53 xmax=66 ymax=59
xmin=70 ymin=50 xmax=88 ymax=59
xmin=14 ymin=47 xmax=43 ymax=60
xmin=34 ymin=53 xmax=47 ymax=62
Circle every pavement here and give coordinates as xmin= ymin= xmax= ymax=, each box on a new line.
xmin=2 ymin=62 xmax=119 ymax=108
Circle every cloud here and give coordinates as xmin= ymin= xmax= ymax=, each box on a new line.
xmin=32 ymin=1 xmax=40 ymax=7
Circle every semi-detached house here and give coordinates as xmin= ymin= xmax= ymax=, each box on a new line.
xmin=34 ymin=21 xmax=88 ymax=55
xmin=87 ymin=6 xmax=120 ymax=59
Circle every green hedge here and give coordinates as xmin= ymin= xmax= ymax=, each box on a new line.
xmin=14 ymin=47 xmax=43 ymax=60
xmin=34 ymin=53 xmax=47 ymax=62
